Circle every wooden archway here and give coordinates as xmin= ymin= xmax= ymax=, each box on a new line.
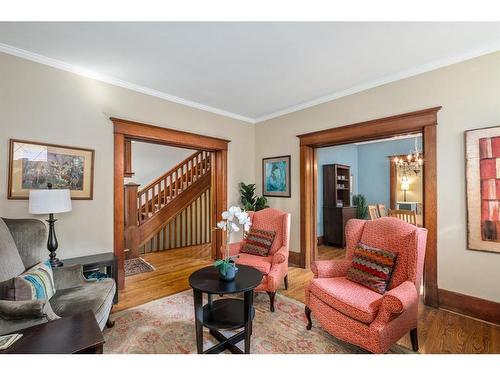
xmin=297 ymin=107 xmax=441 ymax=307
xmin=111 ymin=118 xmax=229 ymax=289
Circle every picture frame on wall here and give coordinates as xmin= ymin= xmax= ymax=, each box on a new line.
xmin=465 ymin=126 xmax=500 ymax=254
xmin=262 ymin=155 xmax=291 ymax=198
xmin=8 ymin=139 xmax=95 ymax=200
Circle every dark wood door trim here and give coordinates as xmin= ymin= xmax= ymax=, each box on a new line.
xmin=112 ymin=118 xmax=230 ymax=289
xmin=297 ymin=107 xmax=441 ymax=307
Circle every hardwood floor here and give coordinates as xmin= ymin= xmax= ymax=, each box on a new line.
xmin=113 ymin=244 xmax=500 ymax=354
xmin=113 ymin=243 xmax=213 ymax=312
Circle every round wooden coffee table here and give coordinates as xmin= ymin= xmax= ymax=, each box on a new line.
xmin=189 ymin=264 xmax=263 ymax=354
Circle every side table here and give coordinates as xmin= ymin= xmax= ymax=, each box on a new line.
xmin=188 ymin=265 xmax=263 ymax=354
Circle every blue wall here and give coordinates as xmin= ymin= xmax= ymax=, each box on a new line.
xmin=357 ymin=137 xmax=422 ymax=208
xmin=317 ymin=144 xmax=358 ymax=236
xmin=317 ymin=137 xmax=422 ymax=235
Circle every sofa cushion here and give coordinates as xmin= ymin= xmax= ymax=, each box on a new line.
xmin=241 ymin=228 xmax=276 ymax=256
xmin=346 ymin=244 xmax=397 ymax=294
xmin=50 ymin=278 xmax=115 ymax=329
xmin=308 ymin=277 xmax=384 ymax=323
xmin=236 ymin=253 xmax=272 ymax=275
xmin=0 ymin=219 xmax=25 ymax=282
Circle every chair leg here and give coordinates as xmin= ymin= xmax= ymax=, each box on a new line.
xmin=106 ymin=318 xmax=115 ymax=328
xmin=284 ymin=274 xmax=289 ymax=290
xmin=410 ymin=328 xmax=418 ymax=352
xmin=305 ymin=306 xmax=312 ymax=330
xmin=267 ymin=291 xmax=276 ymax=312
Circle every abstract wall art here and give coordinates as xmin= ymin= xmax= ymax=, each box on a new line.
xmin=465 ymin=126 xmax=500 ymax=253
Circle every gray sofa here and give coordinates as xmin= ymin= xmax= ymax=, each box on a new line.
xmin=0 ymin=218 xmax=116 ymax=335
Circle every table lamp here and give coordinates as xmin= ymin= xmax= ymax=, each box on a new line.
xmin=29 ymin=183 xmax=72 ymax=267
xmin=401 ymin=176 xmax=410 ymax=202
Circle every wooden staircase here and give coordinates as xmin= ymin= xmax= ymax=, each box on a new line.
xmin=124 ymin=150 xmax=211 ymax=258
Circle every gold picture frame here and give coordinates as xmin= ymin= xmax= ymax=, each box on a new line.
xmin=8 ymin=139 xmax=95 ymax=200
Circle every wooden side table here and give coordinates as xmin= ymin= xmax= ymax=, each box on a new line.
xmin=189 ymin=265 xmax=263 ymax=354
xmin=63 ymin=252 xmax=118 ymax=303
xmin=0 ymin=311 xmax=104 ymax=354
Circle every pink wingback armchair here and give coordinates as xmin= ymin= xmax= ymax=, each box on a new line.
xmin=305 ymin=217 xmax=427 ymax=353
xmin=221 ymin=208 xmax=291 ymax=312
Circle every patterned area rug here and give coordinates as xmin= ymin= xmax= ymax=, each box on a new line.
xmin=104 ymin=290 xmax=413 ymax=354
xmin=124 ymin=257 xmax=155 ymax=277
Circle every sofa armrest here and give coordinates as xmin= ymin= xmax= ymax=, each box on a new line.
xmin=373 ymin=281 xmax=418 ymax=325
xmin=219 ymin=241 xmax=245 ymax=258
xmin=0 ymin=299 xmax=57 ymax=320
xmin=311 ymin=259 xmax=351 ymax=278
xmin=272 ymin=246 xmax=289 ymax=265
xmin=52 ymin=264 xmax=88 ymax=290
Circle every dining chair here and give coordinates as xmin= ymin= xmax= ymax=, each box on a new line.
xmin=377 ymin=204 xmax=388 ymax=217
xmin=387 ymin=209 xmax=417 ymax=225
xmin=368 ymin=205 xmax=380 ymax=220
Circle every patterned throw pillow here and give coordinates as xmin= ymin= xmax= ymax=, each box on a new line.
xmin=241 ymin=228 xmax=276 ymax=257
xmin=346 ymin=244 xmax=398 ymax=294
xmin=0 ymin=260 xmax=56 ymax=301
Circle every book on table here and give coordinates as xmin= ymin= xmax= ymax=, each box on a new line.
xmin=0 ymin=333 xmax=23 ymax=350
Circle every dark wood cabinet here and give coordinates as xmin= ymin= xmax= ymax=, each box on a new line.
xmin=323 ymin=206 xmax=357 ymax=247
xmin=323 ymin=164 xmax=355 ymax=247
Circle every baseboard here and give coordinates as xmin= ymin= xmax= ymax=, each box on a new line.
xmin=317 ymin=236 xmax=324 ymax=246
xmin=438 ymin=288 xmax=500 ymax=325
xmin=288 ymin=251 xmax=301 ymax=267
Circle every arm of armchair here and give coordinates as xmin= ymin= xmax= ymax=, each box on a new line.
xmin=219 ymin=241 xmax=245 ymax=259
xmin=52 ymin=264 xmax=91 ymax=290
xmin=272 ymin=246 xmax=289 ymax=265
xmin=311 ymin=259 xmax=351 ymax=279
xmin=373 ymin=281 xmax=418 ymax=325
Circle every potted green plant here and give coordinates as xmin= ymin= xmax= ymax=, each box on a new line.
xmin=213 ymin=206 xmax=252 ymax=281
xmin=239 ymin=182 xmax=269 ymax=211
xmin=352 ymin=194 xmax=368 ymax=219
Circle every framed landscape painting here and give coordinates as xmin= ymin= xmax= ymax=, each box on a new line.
xmin=8 ymin=139 xmax=94 ymax=200
xmin=262 ymin=155 xmax=291 ymax=198
xmin=465 ymin=126 xmax=500 ymax=253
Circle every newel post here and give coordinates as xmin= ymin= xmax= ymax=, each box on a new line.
xmin=124 ymin=182 xmax=140 ymax=259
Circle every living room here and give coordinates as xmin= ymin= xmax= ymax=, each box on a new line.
xmin=0 ymin=1 xmax=499 ymax=372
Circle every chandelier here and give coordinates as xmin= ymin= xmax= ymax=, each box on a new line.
xmin=392 ymin=137 xmax=423 ymax=175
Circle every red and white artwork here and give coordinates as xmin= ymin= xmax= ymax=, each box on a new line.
xmin=466 ymin=127 xmax=500 ymax=253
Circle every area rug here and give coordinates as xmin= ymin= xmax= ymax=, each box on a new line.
xmin=124 ymin=257 xmax=155 ymax=277
xmin=104 ymin=290 xmax=413 ymax=354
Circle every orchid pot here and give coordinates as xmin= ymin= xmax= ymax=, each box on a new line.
xmin=213 ymin=206 xmax=251 ymax=281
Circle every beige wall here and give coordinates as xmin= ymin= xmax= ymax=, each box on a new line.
xmin=127 ymin=142 xmax=194 ymax=187
xmin=0 ymin=52 xmax=255 ymax=259
xmin=255 ymin=51 xmax=500 ymax=302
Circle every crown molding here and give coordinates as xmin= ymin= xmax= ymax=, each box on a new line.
xmin=0 ymin=42 xmax=256 ymax=124
xmin=254 ymin=42 xmax=500 ymax=123
xmin=1 ymin=41 xmax=499 ymax=126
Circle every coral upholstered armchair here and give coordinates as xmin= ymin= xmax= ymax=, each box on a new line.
xmin=305 ymin=217 xmax=427 ymax=353
xmin=220 ymin=208 xmax=291 ymax=312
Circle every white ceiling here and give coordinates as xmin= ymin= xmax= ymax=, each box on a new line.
xmin=0 ymin=22 xmax=499 ymax=123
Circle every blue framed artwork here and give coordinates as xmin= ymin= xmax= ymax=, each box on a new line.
xmin=262 ymin=155 xmax=291 ymax=197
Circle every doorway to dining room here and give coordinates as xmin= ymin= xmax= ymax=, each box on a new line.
xmin=316 ymin=134 xmax=424 ymax=264
xmin=297 ymin=107 xmax=440 ymax=307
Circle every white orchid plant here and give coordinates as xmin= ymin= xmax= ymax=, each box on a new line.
xmin=214 ymin=206 xmax=252 ymax=271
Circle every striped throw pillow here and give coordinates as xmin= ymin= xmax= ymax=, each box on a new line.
xmin=1 ymin=260 xmax=56 ymax=301
xmin=241 ymin=228 xmax=276 ymax=257
xmin=346 ymin=244 xmax=397 ymax=294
